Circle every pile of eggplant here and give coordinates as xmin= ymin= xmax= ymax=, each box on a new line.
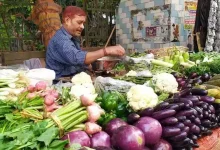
xmin=135 ymin=87 xmax=219 ymax=150
xmin=171 ymin=72 xmax=211 ymax=91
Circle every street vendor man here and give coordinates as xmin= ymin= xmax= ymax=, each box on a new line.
xmin=46 ymin=6 xmax=125 ymax=82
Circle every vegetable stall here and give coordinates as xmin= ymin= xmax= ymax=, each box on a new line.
xmin=1 ymin=47 xmax=220 ymax=150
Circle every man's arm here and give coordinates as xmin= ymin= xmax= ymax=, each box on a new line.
xmin=84 ymin=49 xmax=105 ymax=65
xmin=84 ymin=45 xmax=125 ymax=65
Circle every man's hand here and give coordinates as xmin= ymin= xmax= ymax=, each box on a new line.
xmin=106 ymin=45 xmax=125 ymax=56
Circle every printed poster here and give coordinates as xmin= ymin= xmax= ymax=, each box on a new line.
xmin=184 ymin=1 xmax=197 ymax=30
xmin=146 ymin=27 xmax=157 ymax=37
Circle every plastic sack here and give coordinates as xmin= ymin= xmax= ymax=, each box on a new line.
xmin=94 ymin=76 xmax=136 ymax=93
xmin=26 ymin=68 xmax=55 ymax=86
xmin=0 ymin=64 xmax=29 ymax=72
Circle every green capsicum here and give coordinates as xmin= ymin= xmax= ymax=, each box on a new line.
xmin=102 ymin=94 xmax=119 ymax=112
xmin=97 ymin=113 xmax=117 ymax=126
xmin=102 ymin=113 xmax=117 ymax=126
xmin=115 ymin=102 xmax=128 ymax=118
xmin=95 ymin=95 xmax=103 ymax=103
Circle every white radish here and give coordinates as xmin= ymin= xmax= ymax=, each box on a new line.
xmin=87 ymin=104 xmax=103 ymax=122
xmin=85 ymin=122 xmax=102 ymax=135
xmin=80 ymin=93 xmax=97 ymax=106
xmin=93 ymin=103 xmax=105 ymax=115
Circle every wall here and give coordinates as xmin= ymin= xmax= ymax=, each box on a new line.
xmin=116 ymin=0 xmax=197 ymax=52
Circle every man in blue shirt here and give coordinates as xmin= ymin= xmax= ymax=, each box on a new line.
xmin=46 ymin=6 xmax=125 ymax=80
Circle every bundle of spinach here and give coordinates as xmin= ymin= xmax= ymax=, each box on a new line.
xmin=208 ymin=58 xmax=220 ymax=74
xmin=184 ymin=58 xmax=220 ymax=76
xmin=184 ymin=62 xmax=211 ymax=76
xmin=189 ymin=52 xmax=206 ymax=62
xmin=0 ymin=119 xmax=68 ymax=150
xmin=190 ymin=52 xmax=220 ymax=62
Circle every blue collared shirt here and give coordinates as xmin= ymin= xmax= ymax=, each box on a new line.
xmin=46 ymin=26 xmax=88 ymax=79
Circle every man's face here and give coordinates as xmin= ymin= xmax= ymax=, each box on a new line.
xmin=65 ymin=15 xmax=86 ymax=37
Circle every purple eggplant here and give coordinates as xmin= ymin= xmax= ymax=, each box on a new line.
xmin=183 ymin=95 xmax=200 ymax=103
xmin=190 ymin=125 xmax=200 ymax=134
xmin=191 ymin=88 xmax=208 ymax=96
xmin=127 ymin=113 xmax=140 ymax=124
xmin=194 ymin=118 xmax=201 ymax=125
xmin=200 ymin=96 xmax=215 ymax=103
xmin=154 ymin=102 xmax=170 ymax=111
xmin=162 ymin=127 xmax=181 ymax=137
xmin=183 ymin=119 xmax=194 ymax=127
xmin=178 ymin=88 xmax=192 ymax=97
xmin=173 ymin=123 xmax=185 ymax=130
xmin=176 ymin=116 xmax=187 ymax=122
xmin=178 ymin=98 xmax=194 ymax=107
xmin=152 ymin=109 xmax=176 ymax=120
xmin=208 ymin=105 xmax=215 ymax=114
xmin=166 ymin=103 xmax=183 ymax=111
xmin=139 ymin=107 xmax=154 ymax=117
xmin=169 ymin=132 xmax=187 ymax=142
xmin=175 ymin=109 xmax=195 ymax=117
xmin=160 ymin=117 xmax=178 ymax=125
xmin=201 ymin=73 xmax=211 ymax=82
xmin=190 ymin=72 xmax=198 ymax=79
xmin=181 ymin=126 xmax=190 ymax=134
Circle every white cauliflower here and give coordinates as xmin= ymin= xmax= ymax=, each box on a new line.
xmin=71 ymin=72 xmax=92 ymax=85
xmin=151 ymin=73 xmax=178 ymax=93
xmin=70 ymin=83 xmax=96 ymax=99
xmin=127 ymin=85 xmax=158 ymax=111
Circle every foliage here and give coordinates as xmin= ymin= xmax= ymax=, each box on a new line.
xmin=0 ymin=0 xmax=121 ymax=51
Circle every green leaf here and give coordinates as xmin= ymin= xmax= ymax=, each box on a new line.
xmin=5 ymin=114 xmax=16 ymax=122
xmin=0 ymin=140 xmax=16 ymax=150
xmin=31 ymin=121 xmax=48 ymax=136
xmin=37 ymin=126 xmax=59 ymax=146
xmin=17 ymin=130 xmax=34 ymax=144
xmin=48 ymin=140 xmax=68 ymax=150
xmin=28 ymin=142 xmax=38 ymax=149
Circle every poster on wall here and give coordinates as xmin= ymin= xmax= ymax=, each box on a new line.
xmin=184 ymin=1 xmax=197 ymax=30
xmin=130 ymin=4 xmax=171 ymax=43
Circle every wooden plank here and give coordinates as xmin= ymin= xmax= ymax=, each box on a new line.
xmin=2 ymin=51 xmax=46 ymax=61
xmin=1 ymin=51 xmax=46 ymax=66
xmin=2 ymin=60 xmax=25 ymax=66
